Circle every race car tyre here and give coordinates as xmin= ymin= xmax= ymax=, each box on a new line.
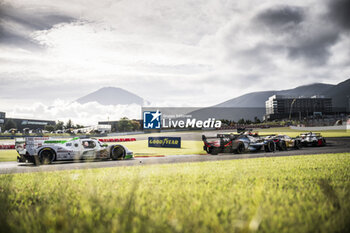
xmin=39 ymin=148 xmax=55 ymax=164
xmin=205 ymin=146 xmax=211 ymax=154
xmin=318 ymin=138 xmax=326 ymax=146
xmin=210 ymin=147 xmax=220 ymax=155
xmin=279 ymin=141 xmax=287 ymax=151
xmin=265 ymin=141 xmax=275 ymax=152
xmin=33 ymin=155 xmax=40 ymax=166
xmin=294 ymin=140 xmax=301 ymax=149
xmin=111 ymin=146 xmax=125 ymax=160
xmin=234 ymin=142 xmax=245 ymax=154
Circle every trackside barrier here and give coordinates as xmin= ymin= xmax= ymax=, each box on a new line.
xmin=0 ymin=145 xmax=15 ymax=150
xmin=98 ymin=138 xmax=136 ymax=143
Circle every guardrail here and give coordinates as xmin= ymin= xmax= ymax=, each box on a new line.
xmin=98 ymin=138 xmax=136 ymax=142
xmin=0 ymin=145 xmax=15 ymax=150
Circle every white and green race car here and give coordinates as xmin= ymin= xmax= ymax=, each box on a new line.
xmin=16 ymin=137 xmax=133 ymax=165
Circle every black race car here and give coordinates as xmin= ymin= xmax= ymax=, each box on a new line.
xmin=202 ymin=133 xmax=277 ymax=155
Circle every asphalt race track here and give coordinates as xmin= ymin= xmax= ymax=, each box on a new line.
xmin=0 ymin=137 xmax=349 ymax=174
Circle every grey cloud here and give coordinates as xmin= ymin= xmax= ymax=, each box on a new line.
xmin=0 ymin=27 xmax=41 ymax=49
xmin=286 ymin=31 xmax=339 ymax=65
xmin=255 ymin=5 xmax=304 ymax=30
xmin=327 ymin=0 xmax=350 ymax=30
xmin=0 ymin=75 xmax=89 ymax=102
xmin=0 ymin=3 xmax=75 ymax=49
xmin=249 ymin=4 xmax=344 ymax=66
xmin=1 ymin=8 xmax=75 ymax=31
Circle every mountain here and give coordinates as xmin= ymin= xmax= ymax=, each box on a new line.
xmin=189 ymin=79 xmax=348 ymax=121
xmin=216 ymin=83 xmax=335 ymax=107
xmin=216 ymin=91 xmax=277 ymax=108
xmin=321 ymin=78 xmax=350 ymax=109
xmin=76 ymin=87 xmax=146 ymax=106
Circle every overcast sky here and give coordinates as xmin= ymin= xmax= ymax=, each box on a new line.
xmin=0 ymin=0 xmax=349 ymax=124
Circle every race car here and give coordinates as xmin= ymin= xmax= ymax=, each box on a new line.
xmin=16 ymin=137 xmax=133 ymax=165
xmin=202 ymin=133 xmax=276 ymax=155
xmin=264 ymin=135 xmax=302 ymax=150
xmin=202 ymin=134 xmax=241 ymax=155
xmin=298 ymin=132 xmax=326 ymax=147
xmin=237 ymin=134 xmax=276 ymax=153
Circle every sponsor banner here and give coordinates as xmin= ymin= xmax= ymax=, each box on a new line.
xmin=148 ymin=137 xmax=181 ymax=148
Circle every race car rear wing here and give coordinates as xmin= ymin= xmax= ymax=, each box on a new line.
xmin=202 ymin=134 xmax=239 ymax=141
xmin=25 ymin=137 xmax=50 ymax=155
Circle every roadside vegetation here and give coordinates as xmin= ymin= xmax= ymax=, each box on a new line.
xmin=0 ymin=150 xmax=17 ymax=162
xmin=1 ymin=153 xmax=349 ymax=233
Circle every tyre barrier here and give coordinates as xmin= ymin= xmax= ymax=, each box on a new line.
xmin=98 ymin=138 xmax=136 ymax=143
xmin=0 ymin=145 xmax=15 ymax=150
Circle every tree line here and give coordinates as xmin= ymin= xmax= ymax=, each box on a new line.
xmin=220 ymin=117 xmax=262 ymax=126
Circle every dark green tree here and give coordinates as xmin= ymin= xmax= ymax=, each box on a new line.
xmin=44 ymin=125 xmax=55 ymax=132
xmin=131 ymin=120 xmax=141 ymax=131
xmin=66 ymin=119 xmax=74 ymax=129
xmin=254 ymin=116 xmax=261 ymax=124
xmin=117 ymin=117 xmax=133 ymax=132
xmin=75 ymin=124 xmax=84 ymax=129
xmin=238 ymin=118 xmax=245 ymax=124
xmin=55 ymin=121 xmax=64 ymax=130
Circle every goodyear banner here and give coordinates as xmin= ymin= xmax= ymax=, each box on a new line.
xmin=148 ymin=137 xmax=181 ymax=148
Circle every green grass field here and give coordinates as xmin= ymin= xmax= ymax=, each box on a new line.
xmin=0 ymin=150 xmax=18 ymax=162
xmin=1 ymin=153 xmax=349 ymax=233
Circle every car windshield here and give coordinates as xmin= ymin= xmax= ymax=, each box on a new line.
xmin=82 ymin=140 xmax=96 ymax=149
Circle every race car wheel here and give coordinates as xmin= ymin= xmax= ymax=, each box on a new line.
xmin=294 ymin=141 xmax=301 ymax=149
xmin=39 ymin=149 xmax=55 ymax=164
xmin=234 ymin=142 xmax=245 ymax=154
xmin=111 ymin=146 xmax=125 ymax=160
xmin=317 ymin=138 xmax=326 ymax=146
xmin=279 ymin=141 xmax=287 ymax=151
xmin=265 ymin=141 xmax=275 ymax=152
xmin=210 ymin=147 xmax=220 ymax=155
xmin=205 ymin=146 xmax=211 ymax=154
